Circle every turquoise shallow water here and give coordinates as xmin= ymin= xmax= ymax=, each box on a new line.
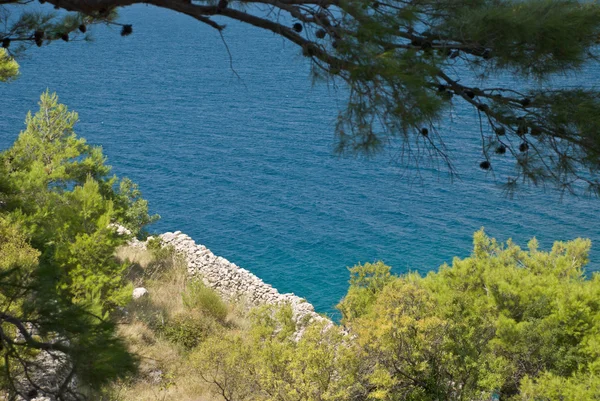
xmin=1 ymin=4 xmax=599 ymax=316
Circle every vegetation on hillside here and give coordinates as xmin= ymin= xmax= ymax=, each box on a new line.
xmin=337 ymin=230 xmax=600 ymax=401
xmin=0 ymin=94 xmax=599 ymax=400
xmin=99 ymin=241 xmax=232 ymax=401
xmin=104 ymin=230 xmax=600 ymax=401
xmin=0 ymin=92 xmax=157 ymax=399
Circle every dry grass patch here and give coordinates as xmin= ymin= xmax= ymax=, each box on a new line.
xmin=100 ymin=241 xmax=248 ymax=401
xmin=106 ymin=320 xmax=210 ymax=401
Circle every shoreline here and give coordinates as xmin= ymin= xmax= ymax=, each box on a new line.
xmin=134 ymin=231 xmax=330 ymax=329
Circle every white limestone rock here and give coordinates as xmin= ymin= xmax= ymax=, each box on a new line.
xmin=132 ymin=287 xmax=149 ymax=299
xmin=109 ymin=223 xmax=132 ymax=236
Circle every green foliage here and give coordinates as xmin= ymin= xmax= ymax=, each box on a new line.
xmin=0 ymin=4 xmax=118 ymax=54
xmin=439 ymin=0 xmax=600 ymax=76
xmin=146 ymin=236 xmax=169 ymax=255
xmin=60 ymin=223 xmax=133 ymax=311
xmin=5 ymin=0 xmax=600 ymax=192
xmin=158 ymin=313 xmax=218 ymax=350
xmin=338 ymin=229 xmax=600 ymax=401
xmin=251 ymin=317 xmax=359 ymax=401
xmin=0 ymin=217 xmax=39 ymax=321
xmin=0 ymin=49 xmax=19 ymax=82
xmin=2 ymin=91 xmax=157 ymax=311
xmin=192 ymin=333 xmax=258 ymax=401
xmin=520 ymin=371 xmax=600 ymax=401
xmin=337 ymin=261 xmax=394 ymax=323
xmin=333 ymin=0 xmax=600 ymax=193
xmin=5 ymin=93 xmax=109 ymax=192
xmin=249 ymin=304 xmax=297 ymax=343
xmin=108 ymin=230 xmax=600 ymax=401
xmin=3 ymin=91 xmax=158 ymax=239
xmin=0 ymin=217 xmax=38 ymax=272
xmin=0 ymin=92 xmax=161 ymax=397
xmin=114 ymin=178 xmax=160 ymax=236
xmin=153 ymin=280 xmax=227 ymax=349
xmin=193 ymin=305 xmax=359 ymax=401
xmin=0 ymin=217 xmax=137 ymax=397
xmin=183 ymin=280 xmax=228 ymax=323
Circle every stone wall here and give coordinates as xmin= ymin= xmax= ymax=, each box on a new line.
xmin=141 ymin=231 xmax=330 ymax=329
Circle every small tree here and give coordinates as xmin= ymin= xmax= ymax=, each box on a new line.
xmin=0 ymin=92 xmax=161 ymax=399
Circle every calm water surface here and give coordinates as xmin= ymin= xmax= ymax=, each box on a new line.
xmin=2 ymin=4 xmax=599 ymax=316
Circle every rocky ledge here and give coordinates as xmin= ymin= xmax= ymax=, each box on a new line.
xmin=134 ymin=231 xmax=330 ymax=330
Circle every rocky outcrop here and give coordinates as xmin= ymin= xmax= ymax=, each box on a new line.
xmin=138 ymin=231 xmax=329 ymax=330
xmin=14 ymin=346 xmax=75 ymax=401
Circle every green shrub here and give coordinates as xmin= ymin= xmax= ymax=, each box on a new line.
xmin=182 ymin=280 xmax=228 ymax=322
xmin=158 ymin=313 xmax=217 ymax=350
xmin=338 ymin=230 xmax=600 ymax=401
xmin=336 ymin=261 xmax=394 ymax=323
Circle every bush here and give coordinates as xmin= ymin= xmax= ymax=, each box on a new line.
xmin=340 ymin=229 xmax=600 ymax=401
xmin=182 ymin=280 xmax=228 ymax=322
xmin=336 ymin=261 xmax=394 ymax=323
xmin=158 ymin=313 xmax=217 ymax=350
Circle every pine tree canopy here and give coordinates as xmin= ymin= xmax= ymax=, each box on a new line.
xmin=0 ymin=92 xmax=157 ymax=399
xmin=3 ymin=0 xmax=600 ymax=194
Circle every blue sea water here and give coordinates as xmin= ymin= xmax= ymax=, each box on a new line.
xmin=1 ymin=4 xmax=600 ymax=316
